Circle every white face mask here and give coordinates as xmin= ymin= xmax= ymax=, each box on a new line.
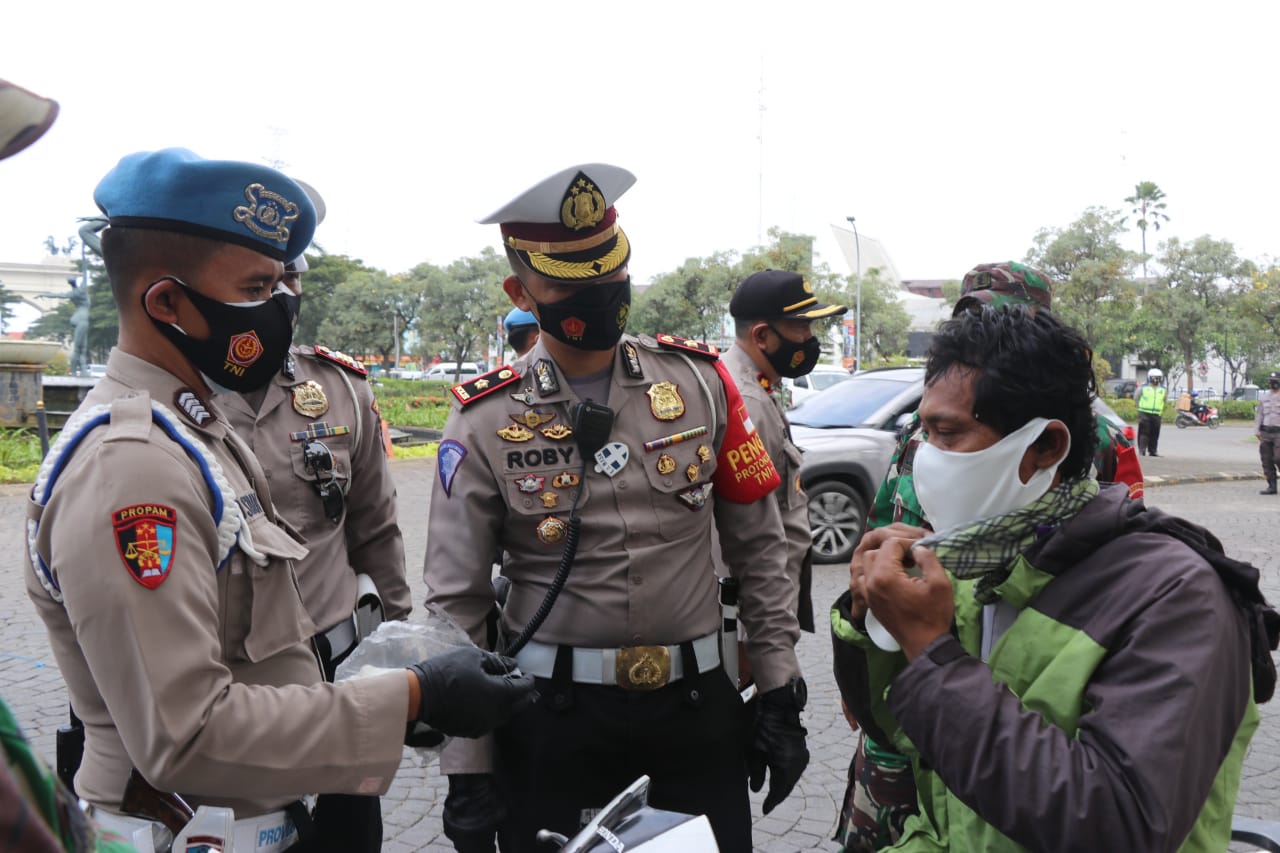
xmin=913 ymin=416 xmax=1069 ymax=534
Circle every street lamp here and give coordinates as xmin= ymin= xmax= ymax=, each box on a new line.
xmin=846 ymin=216 xmax=861 ymax=371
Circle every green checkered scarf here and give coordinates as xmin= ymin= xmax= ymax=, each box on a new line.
xmin=917 ymin=476 xmax=1099 ymax=604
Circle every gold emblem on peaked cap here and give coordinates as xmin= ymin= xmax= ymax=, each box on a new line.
xmin=802 ymin=278 xmax=814 ymax=294
xmin=560 ymin=171 xmax=606 ymax=231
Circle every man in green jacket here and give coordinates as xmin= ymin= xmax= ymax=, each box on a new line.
xmin=834 ymin=262 xmax=1144 ymax=852
xmin=834 ymin=306 xmax=1275 ymax=851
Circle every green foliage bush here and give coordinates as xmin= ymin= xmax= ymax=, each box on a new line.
xmin=372 ymin=379 xmax=453 ymax=428
xmin=1107 ymin=397 xmax=1256 ymax=423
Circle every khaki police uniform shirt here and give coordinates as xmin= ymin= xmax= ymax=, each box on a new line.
xmin=424 ymin=334 xmax=801 ymax=774
xmin=719 ymin=344 xmax=810 ymax=621
xmin=24 ymin=349 xmax=407 ymax=817
xmin=1256 ymin=389 xmax=1280 ymax=430
xmin=215 ymin=345 xmax=411 ymax=632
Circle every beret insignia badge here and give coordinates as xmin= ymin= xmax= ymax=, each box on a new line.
xmin=233 ymin=183 xmax=300 ymax=243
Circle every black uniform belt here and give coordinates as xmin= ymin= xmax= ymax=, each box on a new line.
xmin=515 ymin=632 xmax=720 ymax=690
xmin=1262 ymin=426 xmax=1280 ymax=433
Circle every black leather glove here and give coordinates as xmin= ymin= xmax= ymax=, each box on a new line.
xmin=443 ymin=773 xmax=504 ymax=853
xmin=408 ymin=646 xmax=537 ymax=738
xmin=747 ymin=678 xmax=810 ymax=814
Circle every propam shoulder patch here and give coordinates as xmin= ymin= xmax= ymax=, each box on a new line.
xmin=654 ymin=333 xmax=719 ymax=360
xmin=313 ymin=344 xmax=367 ymax=376
xmin=451 ymin=366 xmax=521 ymax=407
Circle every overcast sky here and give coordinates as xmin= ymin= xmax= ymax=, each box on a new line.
xmin=4 ymin=1 xmax=1278 ymax=288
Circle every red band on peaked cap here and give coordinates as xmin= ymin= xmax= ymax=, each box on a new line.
xmin=500 ymin=206 xmax=617 ymax=247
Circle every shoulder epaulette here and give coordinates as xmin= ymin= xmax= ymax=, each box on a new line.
xmin=655 ymin=333 xmax=719 ymax=360
xmin=312 ymin=344 xmax=367 ymax=377
xmin=452 ymin=365 xmax=521 ymax=407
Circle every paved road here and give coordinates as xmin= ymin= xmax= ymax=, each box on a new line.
xmin=2 ymin=423 xmax=1276 ymax=851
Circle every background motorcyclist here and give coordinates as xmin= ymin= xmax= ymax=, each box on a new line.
xmin=1189 ymin=390 xmax=1212 ymax=423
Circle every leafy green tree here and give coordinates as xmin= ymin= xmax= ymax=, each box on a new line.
xmin=939 ymin=279 xmax=962 ymax=309
xmin=414 ymin=247 xmax=511 ymax=377
xmin=27 ymin=299 xmax=75 ymax=342
xmin=0 ymin=282 xmax=22 ymax=335
xmin=1124 ymin=181 xmax=1170 ymax=278
xmin=315 ymin=271 xmax=413 ymax=367
xmin=829 ymin=268 xmax=910 ymax=364
xmin=1025 ymin=207 xmax=1138 ymax=360
xmin=295 ymin=253 xmax=376 ymax=347
xmin=37 ymin=255 xmax=116 ymax=364
xmin=1224 ymin=262 xmax=1280 ymax=387
xmin=1138 ymin=236 xmax=1246 ymax=392
xmin=629 ymin=251 xmax=741 ymax=343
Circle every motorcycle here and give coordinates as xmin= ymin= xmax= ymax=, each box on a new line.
xmin=539 ymin=775 xmax=718 ymax=852
xmin=1175 ymin=405 xmax=1220 ymax=429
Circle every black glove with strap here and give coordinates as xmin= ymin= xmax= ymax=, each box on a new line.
xmin=747 ymin=678 xmax=809 ymax=814
xmin=407 ymin=646 xmax=537 ymax=738
xmin=443 ymin=773 xmax=504 ymax=853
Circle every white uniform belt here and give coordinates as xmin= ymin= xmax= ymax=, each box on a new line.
xmin=320 ymin=614 xmax=359 ymax=661
xmin=515 ymin=631 xmax=720 ymax=690
xmin=232 ymin=804 xmax=303 ymax=853
xmin=92 ymin=801 xmax=309 ymax=853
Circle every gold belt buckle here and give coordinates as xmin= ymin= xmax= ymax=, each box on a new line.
xmin=615 ymin=645 xmax=671 ymax=690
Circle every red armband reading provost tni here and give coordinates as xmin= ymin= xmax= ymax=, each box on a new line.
xmin=711 ymin=359 xmax=781 ymax=502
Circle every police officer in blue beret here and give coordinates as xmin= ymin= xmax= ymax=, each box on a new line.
xmin=503 ymin=307 xmax=540 ymax=358
xmin=24 ymin=148 xmax=534 ymax=852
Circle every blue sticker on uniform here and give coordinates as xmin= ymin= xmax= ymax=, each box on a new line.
xmin=438 ymin=439 xmax=468 ymax=497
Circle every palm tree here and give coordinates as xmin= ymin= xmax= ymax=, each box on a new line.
xmin=1125 ymin=181 xmax=1170 ymax=278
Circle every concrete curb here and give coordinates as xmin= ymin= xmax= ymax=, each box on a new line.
xmin=1144 ymin=471 xmax=1264 ymax=487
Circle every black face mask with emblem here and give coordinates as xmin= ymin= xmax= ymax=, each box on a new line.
xmin=144 ymin=277 xmax=295 ymax=392
xmin=764 ymin=327 xmax=822 ymax=379
xmin=529 ymin=277 xmax=631 ymax=351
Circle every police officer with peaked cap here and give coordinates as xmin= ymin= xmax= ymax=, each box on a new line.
xmin=423 ymin=163 xmax=809 ymax=852
xmin=211 ymin=182 xmax=413 ymax=849
xmin=24 ymin=148 xmax=534 ymax=851
xmin=723 ymin=269 xmax=847 ymax=634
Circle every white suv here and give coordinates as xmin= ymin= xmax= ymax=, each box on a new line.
xmin=424 ymin=362 xmax=484 ymax=383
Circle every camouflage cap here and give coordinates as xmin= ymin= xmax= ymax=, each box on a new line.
xmin=954 ymin=262 xmax=1053 ymax=316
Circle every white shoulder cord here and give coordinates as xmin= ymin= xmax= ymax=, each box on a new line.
xmin=674 ymin=352 xmax=719 ymax=426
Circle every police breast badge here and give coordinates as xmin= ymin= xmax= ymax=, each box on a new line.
xmin=646 ymin=382 xmax=684 ymax=421
xmin=112 ymin=504 xmax=177 ymax=590
xmin=537 ymin=516 xmax=567 ymax=545
xmin=291 ymin=380 xmax=329 ymax=417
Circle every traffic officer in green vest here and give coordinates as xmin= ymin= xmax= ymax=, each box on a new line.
xmin=1134 ymin=369 xmax=1167 ymax=457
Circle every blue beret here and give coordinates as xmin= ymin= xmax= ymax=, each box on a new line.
xmin=504 ymin=307 xmax=538 ymax=331
xmin=94 ymin=148 xmax=317 ymax=262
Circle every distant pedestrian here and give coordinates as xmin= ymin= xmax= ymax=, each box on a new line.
xmin=1255 ymin=371 xmax=1280 ymax=495
xmin=1134 ymin=369 xmax=1166 ymax=457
